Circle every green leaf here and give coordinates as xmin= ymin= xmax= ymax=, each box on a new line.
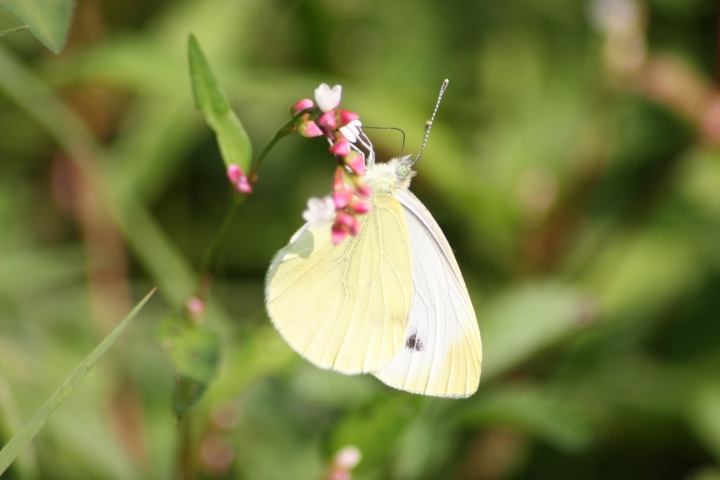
xmin=159 ymin=315 xmax=221 ymax=382
xmin=330 ymin=396 xmax=423 ymax=474
xmin=0 ymin=288 xmax=156 ymax=475
xmin=0 ymin=0 xmax=74 ymax=53
xmin=456 ymin=385 xmax=594 ymax=452
xmin=687 ymin=384 xmax=720 ymax=463
xmin=172 ymin=376 xmax=208 ymax=422
xmin=393 ymin=414 xmax=454 ymax=479
xmin=587 ymin=230 xmax=704 ymax=322
xmin=205 ymin=325 xmax=296 ymax=401
xmin=188 ymin=34 xmax=252 ymax=173
xmin=686 ymin=468 xmax=720 ymax=480
xmin=159 ymin=315 xmax=221 ymax=420
xmin=480 ymin=282 xmax=592 ymax=380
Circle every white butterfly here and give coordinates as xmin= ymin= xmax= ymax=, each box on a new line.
xmin=265 ymin=154 xmax=482 ymax=398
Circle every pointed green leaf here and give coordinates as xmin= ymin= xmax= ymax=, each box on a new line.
xmin=0 ymin=288 xmax=156 ymax=475
xmin=0 ymin=0 xmax=74 ymax=53
xmin=159 ymin=315 xmax=221 ymax=420
xmin=159 ymin=315 xmax=221 ymax=382
xmin=172 ymin=376 xmax=208 ymax=422
xmin=188 ymin=34 xmax=252 ymax=172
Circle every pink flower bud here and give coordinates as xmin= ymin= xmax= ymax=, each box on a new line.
xmin=337 ymin=109 xmax=360 ymax=126
xmin=329 ymin=139 xmax=351 ymax=157
xmin=291 ymin=98 xmax=314 ymax=116
xmin=235 ymin=177 xmax=253 ymax=194
xmin=350 ymin=219 xmax=361 ymax=236
xmin=333 ymin=189 xmax=352 ymax=209
xmin=353 ymin=178 xmax=372 ymax=199
xmin=318 ymin=111 xmax=338 ymax=130
xmin=349 ymin=200 xmax=372 ymax=214
xmin=186 ymin=297 xmax=205 ymax=317
xmin=344 ymin=152 xmax=366 ymax=176
xmin=335 ymin=212 xmax=360 ymax=236
xmin=298 ymin=120 xmax=323 ymax=138
xmin=331 ymin=223 xmax=349 ymax=244
xmin=333 ymin=166 xmax=346 ymax=190
xmin=227 ymin=164 xmax=243 ymax=184
xmin=226 ymin=164 xmax=253 ymax=194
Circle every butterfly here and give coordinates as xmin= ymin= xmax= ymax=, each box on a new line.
xmin=265 ymin=152 xmax=482 ymax=398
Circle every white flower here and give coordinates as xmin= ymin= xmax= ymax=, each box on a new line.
xmin=314 ymin=84 xmax=342 ymax=112
xmin=302 ymin=196 xmax=336 ymax=228
xmin=339 ymin=119 xmax=362 ymax=143
xmin=333 ymin=445 xmax=362 ymax=470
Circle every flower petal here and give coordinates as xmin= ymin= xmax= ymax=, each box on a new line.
xmin=298 ymin=120 xmax=323 ymax=138
xmin=318 ymin=111 xmax=338 ymax=130
xmin=302 ymin=196 xmax=336 ymax=227
xmin=315 ymin=84 xmax=342 ymax=112
xmin=329 ymin=139 xmax=351 ymax=157
xmin=291 ymin=98 xmax=314 ymax=115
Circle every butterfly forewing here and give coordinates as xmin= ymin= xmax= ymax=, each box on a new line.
xmin=266 ymin=194 xmax=414 ymax=373
xmin=373 ymin=189 xmax=482 ymax=398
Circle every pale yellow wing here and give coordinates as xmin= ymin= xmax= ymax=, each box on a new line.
xmin=374 ymin=189 xmax=482 ymax=398
xmin=265 ymin=194 xmax=413 ymax=374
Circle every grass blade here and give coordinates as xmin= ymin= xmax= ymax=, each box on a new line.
xmin=0 ymin=25 xmax=27 ymax=38
xmin=0 ymin=288 xmax=157 ymax=475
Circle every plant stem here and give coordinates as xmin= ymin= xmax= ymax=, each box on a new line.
xmin=194 ymin=116 xmax=300 ymax=304
xmin=195 ymin=195 xmax=246 ymax=303
xmin=177 ymin=413 xmax=195 ymax=480
xmin=248 ymin=117 xmax=302 ymax=179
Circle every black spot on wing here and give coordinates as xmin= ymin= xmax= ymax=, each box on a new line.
xmin=405 ymin=332 xmax=424 ymax=352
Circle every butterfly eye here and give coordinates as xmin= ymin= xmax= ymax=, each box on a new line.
xmin=396 ymin=165 xmax=411 ymax=178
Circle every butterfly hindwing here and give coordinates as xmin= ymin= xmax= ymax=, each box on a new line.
xmin=373 ymin=189 xmax=482 ymax=398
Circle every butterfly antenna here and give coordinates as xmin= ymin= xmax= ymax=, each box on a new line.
xmin=412 ymin=79 xmax=449 ymax=167
xmin=362 ymin=126 xmax=407 ymax=156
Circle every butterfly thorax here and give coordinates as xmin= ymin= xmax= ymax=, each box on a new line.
xmin=365 ymin=156 xmax=416 ymax=196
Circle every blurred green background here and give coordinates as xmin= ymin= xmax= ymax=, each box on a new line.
xmin=2 ymin=0 xmax=720 ymax=478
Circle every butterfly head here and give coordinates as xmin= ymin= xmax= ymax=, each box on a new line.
xmin=365 ymin=156 xmax=416 ymax=195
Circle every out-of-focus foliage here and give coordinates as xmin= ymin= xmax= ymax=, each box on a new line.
xmin=0 ymin=0 xmax=74 ymax=53
xmin=0 ymin=289 xmax=154 ymax=475
xmin=0 ymin=0 xmax=719 ymax=479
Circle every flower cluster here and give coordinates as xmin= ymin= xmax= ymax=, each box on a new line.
xmin=293 ymin=84 xmax=373 ymax=244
